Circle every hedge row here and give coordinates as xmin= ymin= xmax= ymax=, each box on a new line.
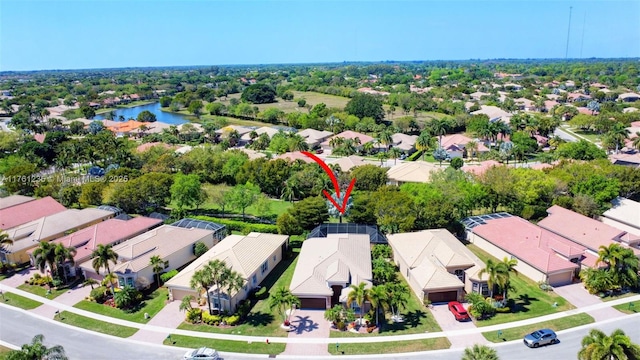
xmin=160 ymin=269 xmax=179 ymax=283
xmin=407 ymin=150 xmax=423 ymax=161
xmin=192 ymin=216 xmax=279 ymax=234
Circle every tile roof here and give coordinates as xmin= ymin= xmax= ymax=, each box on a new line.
xmin=461 ymin=160 xmax=502 ymax=176
xmin=166 ymin=232 xmax=289 ymax=290
xmin=391 ymin=133 xmax=418 ymax=151
xmin=0 ymin=196 xmax=66 ymax=230
xmin=27 ymin=216 xmax=163 ymax=264
xmin=321 ymin=131 xmax=375 ymax=147
xmin=603 ymin=197 xmax=640 ymax=234
xmin=290 ymin=234 xmax=372 ymax=297
xmin=386 ymin=161 xmax=441 ymax=184
xmin=0 ymin=195 xmax=35 ymax=210
xmin=440 ymin=134 xmax=489 ymax=152
xmin=275 ymin=151 xmax=315 ymax=164
xmin=538 ymin=205 xmax=640 ymax=256
xmin=471 ymin=215 xmax=581 ymax=273
xmin=240 ymin=126 xmax=280 ymax=141
xmin=327 ymin=155 xmax=377 ymax=172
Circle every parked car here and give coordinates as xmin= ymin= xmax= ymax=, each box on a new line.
xmin=399 ymin=153 xmax=408 ymax=160
xmin=315 ymin=148 xmax=324 ymax=154
xmin=183 ymin=347 xmax=220 ymax=360
xmin=447 ymin=301 xmax=471 ymax=321
xmin=523 ymin=329 xmax=558 ymax=348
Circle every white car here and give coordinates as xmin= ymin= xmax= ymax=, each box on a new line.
xmin=183 ymin=347 xmax=220 ymax=360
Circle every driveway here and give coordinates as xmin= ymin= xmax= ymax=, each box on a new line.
xmin=553 ymin=283 xmax=624 ymax=322
xmin=282 ymin=309 xmax=330 ymax=356
xmin=430 ymin=303 xmax=488 ymax=348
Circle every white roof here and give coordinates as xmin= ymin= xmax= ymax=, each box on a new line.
xmin=240 ymin=126 xmax=280 ymax=141
xmin=290 ymin=234 xmax=372 ymax=297
xmin=391 ymin=133 xmax=417 ymax=151
xmin=327 ymin=155 xmax=377 ymax=172
xmin=471 ymin=105 xmax=512 ymax=123
xmin=603 ymin=197 xmax=640 ymax=232
xmin=0 ymin=195 xmax=34 ymax=210
xmin=166 ymin=232 xmax=289 ymax=290
xmin=386 ymin=161 xmax=441 ymax=184
xmin=215 ymin=125 xmax=253 ymax=136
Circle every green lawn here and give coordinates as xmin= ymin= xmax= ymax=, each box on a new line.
xmin=467 ymin=244 xmax=574 ymax=326
xmin=482 ymin=313 xmax=594 ymax=342
xmin=613 ymin=301 xmax=639 ymax=314
xmin=163 ymin=335 xmax=285 ymax=355
xmin=599 ymin=291 xmax=639 ymax=302
xmin=55 ymin=311 xmax=138 ymax=337
xmin=73 ymin=288 xmax=167 ymax=323
xmin=197 ymin=183 xmax=293 ymax=219
xmin=330 ymin=273 xmax=443 ymax=338
xmin=17 ymin=284 xmax=67 ymax=299
xmin=1 ymin=292 xmax=42 ymax=310
xmin=178 ymin=249 xmax=299 ymax=337
xmin=327 ymin=338 xmax=450 ymax=355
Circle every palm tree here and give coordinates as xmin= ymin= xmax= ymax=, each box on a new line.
xmin=385 ymin=282 xmax=410 ymax=319
xmin=498 ymin=257 xmax=518 ymax=300
xmin=377 ymin=151 xmax=389 ymax=166
xmin=179 ymin=295 xmax=195 ymax=313
xmin=428 ymin=118 xmax=451 ymax=148
xmin=415 ymin=131 xmax=434 ymax=161
xmin=189 ymin=268 xmax=212 ymax=306
xmin=149 ymin=255 xmax=169 ymax=286
xmin=6 ymin=334 xmax=68 ymax=360
xmin=223 ymin=268 xmax=244 ymax=312
xmin=378 ymin=130 xmax=394 ymax=150
xmin=388 ymin=147 xmax=401 ymax=165
xmin=597 ymin=243 xmax=623 ymax=269
xmin=32 ymin=242 xmax=57 ymax=278
xmin=0 ymin=231 xmax=12 ymax=252
xmin=461 ymin=344 xmax=500 ymax=360
xmin=269 ymin=286 xmax=301 ymax=325
xmin=103 ymin=272 xmax=118 ymax=292
xmin=466 ymin=140 xmax=479 ymax=162
xmin=347 ymin=282 xmax=371 ymax=325
xmin=91 ymin=244 xmax=118 ymax=293
xmin=578 ymin=329 xmax=640 ymax=360
xmin=478 ymin=259 xmax=507 ymax=298
xmin=368 ymin=285 xmax=387 ymax=326
xmin=206 ymin=259 xmax=228 ymax=313
xmin=605 ymin=123 xmax=631 ymax=154
xmin=53 ymin=243 xmax=76 ymax=283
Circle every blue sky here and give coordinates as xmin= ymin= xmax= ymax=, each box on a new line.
xmin=1 ymin=0 xmax=639 ymax=71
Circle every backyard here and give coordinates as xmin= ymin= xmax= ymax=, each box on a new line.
xmin=177 ymin=248 xmax=300 ymax=337
xmin=73 ymin=287 xmax=168 ymax=324
xmin=466 ymin=244 xmax=574 ymax=326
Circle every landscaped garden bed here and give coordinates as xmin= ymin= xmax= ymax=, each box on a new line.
xmin=74 ymin=287 xmax=168 ymax=323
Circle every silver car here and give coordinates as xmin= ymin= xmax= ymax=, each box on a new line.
xmin=183 ymin=347 xmax=220 ymax=360
xmin=523 ymin=328 xmax=558 ymax=348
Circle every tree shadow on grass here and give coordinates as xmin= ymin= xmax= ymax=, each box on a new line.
xmin=244 ymin=311 xmax=274 ymax=327
xmin=509 ymin=294 xmax=538 ymax=314
xmin=379 ymin=310 xmax=426 ymax=333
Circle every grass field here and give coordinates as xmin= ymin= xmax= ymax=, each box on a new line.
xmin=55 ymin=311 xmax=138 ymax=337
xmin=196 ymin=183 xmax=294 ymax=219
xmin=178 ymin=249 xmax=299 ymax=337
xmin=613 ymin=301 xmax=639 ymax=314
xmin=73 ymin=288 xmax=167 ymax=324
xmin=467 ymin=244 xmax=574 ymax=326
xmin=1 ymin=292 xmax=43 ymax=310
xmin=17 ymin=284 xmax=67 ymax=300
xmin=163 ymin=335 xmax=285 ymax=354
xmin=481 ymin=313 xmax=594 ymax=342
xmin=327 ymin=338 xmax=450 ymax=355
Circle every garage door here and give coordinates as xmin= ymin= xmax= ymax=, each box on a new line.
xmin=548 ymin=271 xmax=573 ymax=286
xmin=428 ymin=291 xmax=458 ymax=303
xmin=300 ymin=298 xmax=326 ymax=309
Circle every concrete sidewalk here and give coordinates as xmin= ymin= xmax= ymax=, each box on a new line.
xmin=553 ymin=283 xmax=625 ymax=322
xmin=128 ymin=300 xmax=184 ymax=344
xmin=1 ymin=282 xmax=639 ymax=345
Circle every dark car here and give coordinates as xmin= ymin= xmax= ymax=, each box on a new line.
xmin=315 ymin=148 xmax=324 ymax=154
xmin=523 ymin=329 xmax=558 ymax=348
xmin=447 ymin=301 xmax=471 ymax=321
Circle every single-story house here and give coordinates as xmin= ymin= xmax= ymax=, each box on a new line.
xmin=78 ymin=225 xmax=215 ymax=289
xmin=439 ymin=134 xmax=489 ymax=159
xmin=166 ymin=232 xmax=289 ymax=313
xmin=619 ymin=93 xmax=640 ymax=103
xmin=471 ymin=106 xmax=512 ymax=123
xmin=391 ymin=133 xmax=418 ymax=153
xmin=290 ymin=234 xmax=372 ymax=310
xmin=387 ymin=229 xmax=488 ymax=304
xmin=601 ymin=197 xmax=640 ymax=236
xmin=538 ymin=205 xmax=640 ymax=257
xmin=469 ymin=91 xmax=490 ymax=101
xmin=609 ymin=153 xmax=640 ymax=168
xmin=321 ymin=131 xmax=375 ymax=151
xmin=461 ymin=160 xmax=503 ymax=176
xmin=0 ymin=196 xmax=66 ymax=230
xmin=2 ymin=208 xmax=115 ymax=264
xmin=463 ymin=213 xmax=582 ymax=286
xmin=327 ymin=155 xmax=377 ymax=172
xmin=0 ymin=195 xmax=35 ymax=210
xmin=26 ymin=216 xmax=163 ymax=276
xmin=567 ymin=93 xmax=591 ymax=103
xmin=386 ymin=161 xmax=441 ymax=185
xmin=275 ymin=151 xmax=315 ymax=164
xmin=297 ymin=128 xmax=333 ymax=148
xmin=240 ymin=126 xmax=280 ymax=142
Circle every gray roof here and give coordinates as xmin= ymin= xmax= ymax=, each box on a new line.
xmin=0 ymin=195 xmax=34 ymax=210
xmin=307 ymin=223 xmax=387 ymax=244
xmin=171 ymin=218 xmax=226 ymax=233
xmin=602 ymin=197 xmax=640 ymax=230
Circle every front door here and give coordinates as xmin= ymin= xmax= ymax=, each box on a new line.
xmin=331 ymin=285 xmax=342 ymax=306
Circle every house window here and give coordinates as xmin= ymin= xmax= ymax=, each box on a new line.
xmin=273 ymin=255 xmax=277 ymax=262
xmin=126 ymin=277 xmax=134 ymax=287
xmin=481 ymin=283 xmax=489 ymax=296
xmin=118 ymin=277 xmax=125 ymax=287
xmin=261 ymin=261 xmax=268 ymax=275
xmin=454 ymin=269 xmax=465 ymax=282
xmin=350 ymin=301 xmax=360 ymax=312
xmin=252 ymin=274 xmax=257 ymax=285
xmin=472 ymin=282 xmax=479 ymax=293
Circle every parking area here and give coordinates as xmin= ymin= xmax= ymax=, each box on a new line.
xmin=430 ymin=303 xmax=488 ymax=348
xmin=552 ymin=283 xmax=625 ymax=322
xmin=282 ymin=309 xmax=330 ymax=356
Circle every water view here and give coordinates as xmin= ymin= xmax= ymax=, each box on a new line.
xmin=94 ymin=102 xmax=190 ymax=125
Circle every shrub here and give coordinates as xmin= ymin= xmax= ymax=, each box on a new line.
xmin=407 ymin=150 xmax=423 ymax=161
xmin=90 ymin=286 xmax=108 ymax=304
xmin=186 ymin=308 xmax=203 ymax=323
xmin=254 ymin=287 xmax=268 ymax=300
xmin=236 ymin=300 xmax=252 ymax=319
xmin=160 ymin=269 xmax=179 ymax=283
xmin=192 ymin=216 xmax=278 ymax=234
xmin=224 ymin=315 xmax=240 ymax=326
xmin=51 ymin=277 xmax=64 ymax=288
xmin=114 ymin=286 xmax=140 ymax=309
xmin=202 ymin=311 xmax=222 ymax=325
xmin=494 ymin=307 xmax=511 ymax=313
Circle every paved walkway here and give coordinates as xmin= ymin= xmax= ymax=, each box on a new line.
xmin=1 ymin=282 xmax=639 ymax=345
xmin=553 ymin=283 xmax=625 ymax=322
xmin=430 ymin=304 xmax=488 ymax=348
xmin=282 ymin=309 xmax=330 ymax=355
xmin=129 ymin=300 xmax=184 ymax=344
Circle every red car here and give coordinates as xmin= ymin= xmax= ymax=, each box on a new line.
xmin=448 ymin=301 xmax=471 ymax=321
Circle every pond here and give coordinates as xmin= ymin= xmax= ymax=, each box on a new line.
xmin=94 ymin=102 xmax=190 ymax=125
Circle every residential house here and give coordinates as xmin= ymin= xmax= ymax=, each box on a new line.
xmin=567 ymin=93 xmax=591 ymax=103
xmin=471 ymin=105 xmax=512 ymax=123
xmin=321 ymin=131 xmax=375 ymax=152
xmin=276 ymin=151 xmax=315 ymax=164
xmin=391 ymin=133 xmax=418 ymax=153
xmin=387 ymin=229 xmax=488 ymax=304
xmin=469 ymin=91 xmax=490 ymax=101
xmin=166 ymin=232 xmax=289 ymax=313
xmin=2 ymin=208 xmax=115 ymax=264
xmin=0 ymin=196 xmax=66 ymax=232
xmin=386 ymin=161 xmax=441 ymax=185
xmin=357 ymin=87 xmax=390 ymax=96
xmin=297 ymin=128 xmax=333 ymax=148
xmin=463 ymin=213 xmax=582 ymax=286
xmin=439 ymin=134 xmax=489 ymax=159
xmin=461 ymin=160 xmax=502 ymax=176
xmin=240 ymin=126 xmax=280 ymax=142
xmin=619 ymin=93 xmax=640 ymax=102
xmin=290 ymin=234 xmax=372 ymax=310
xmin=215 ymin=125 xmax=253 ymax=145
xmin=327 ymin=155 xmax=377 ymax=172
xmin=601 ymin=198 xmax=640 ymax=236
xmin=609 ymin=153 xmax=640 ymax=168
xmin=0 ymin=195 xmax=35 ymax=210
xmin=79 ymin=225 xmax=215 ymax=289
xmin=135 ymin=142 xmax=176 ymax=153
xmin=538 ymin=205 xmax=640 ymax=257
xmin=514 ymin=98 xmax=534 ymax=111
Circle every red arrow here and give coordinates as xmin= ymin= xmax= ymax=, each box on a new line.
xmin=301 ymin=151 xmax=356 ymax=214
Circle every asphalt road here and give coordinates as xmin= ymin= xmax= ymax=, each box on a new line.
xmin=1 ymin=305 xmax=639 ymax=360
